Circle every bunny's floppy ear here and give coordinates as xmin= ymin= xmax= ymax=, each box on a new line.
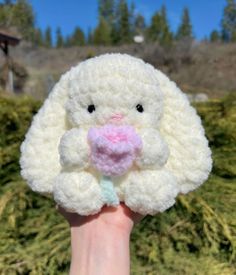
xmin=156 ymin=69 xmax=212 ymax=194
xmin=20 ymin=69 xmax=74 ymax=194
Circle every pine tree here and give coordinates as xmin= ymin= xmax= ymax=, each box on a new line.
xmin=56 ymin=27 xmax=64 ymax=48
xmin=93 ymin=16 xmax=112 ymax=45
xmin=63 ymin=36 xmax=71 ymax=47
xmin=0 ymin=3 xmax=12 ymax=28
xmin=44 ymin=26 xmax=52 ymax=48
xmin=98 ymin=0 xmax=117 ymax=44
xmin=117 ymin=0 xmax=131 ymax=44
xmin=0 ymin=0 xmax=35 ymax=40
xmin=129 ymin=1 xmax=136 ymax=36
xmin=98 ymin=0 xmax=114 ymax=25
xmin=221 ymin=0 xmax=236 ymax=42
xmin=148 ymin=11 xmax=164 ymax=41
xmin=159 ymin=5 xmax=173 ymax=47
xmin=210 ymin=30 xmax=220 ymax=42
xmin=87 ymin=27 xmax=93 ymax=45
xmin=134 ymin=13 xmax=146 ymax=35
xmin=232 ymin=30 xmax=236 ymax=41
xmin=176 ymin=7 xmax=193 ymax=40
xmin=148 ymin=5 xmax=173 ymax=47
xmin=4 ymin=0 xmax=14 ymax=5
xmin=11 ymin=0 xmax=35 ymax=40
xmin=69 ymin=27 xmax=85 ymax=46
xmin=34 ymin=28 xmax=43 ymax=46
xmin=110 ymin=1 xmax=120 ymax=44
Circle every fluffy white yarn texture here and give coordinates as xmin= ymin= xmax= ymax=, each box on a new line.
xmin=20 ymin=53 xmax=212 ymax=216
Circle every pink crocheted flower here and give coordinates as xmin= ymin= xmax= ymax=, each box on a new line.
xmin=87 ymin=124 xmax=142 ymax=177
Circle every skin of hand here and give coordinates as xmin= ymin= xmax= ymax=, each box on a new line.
xmin=57 ymin=203 xmax=143 ymax=275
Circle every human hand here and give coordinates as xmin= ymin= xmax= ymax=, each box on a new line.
xmin=57 ymin=203 xmax=144 ymax=275
xmin=57 ymin=203 xmax=143 ymax=233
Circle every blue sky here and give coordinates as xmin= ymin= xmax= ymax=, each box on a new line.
xmin=24 ymin=1 xmax=228 ymax=40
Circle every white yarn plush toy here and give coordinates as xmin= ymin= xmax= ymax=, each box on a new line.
xmin=20 ymin=54 xmax=212 ymax=216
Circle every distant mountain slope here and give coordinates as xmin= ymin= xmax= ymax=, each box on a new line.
xmin=0 ymin=42 xmax=235 ymax=99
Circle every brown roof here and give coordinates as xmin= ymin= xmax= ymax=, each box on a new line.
xmin=0 ymin=30 xmax=20 ymax=46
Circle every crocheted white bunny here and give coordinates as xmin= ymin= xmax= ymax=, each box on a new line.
xmin=20 ymin=54 xmax=212 ymax=215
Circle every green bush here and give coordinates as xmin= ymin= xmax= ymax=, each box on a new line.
xmin=0 ymin=96 xmax=40 ymax=184
xmin=0 ymin=94 xmax=235 ymax=274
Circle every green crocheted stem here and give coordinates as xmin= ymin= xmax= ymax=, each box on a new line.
xmin=100 ymin=176 xmax=119 ymax=206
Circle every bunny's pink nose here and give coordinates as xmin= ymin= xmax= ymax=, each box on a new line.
xmin=110 ymin=113 xmax=124 ymax=121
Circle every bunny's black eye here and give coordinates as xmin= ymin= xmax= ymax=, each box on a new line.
xmin=136 ymin=104 xmax=144 ymax=113
xmin=87 ymin=104 xmax=95 ymax=113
